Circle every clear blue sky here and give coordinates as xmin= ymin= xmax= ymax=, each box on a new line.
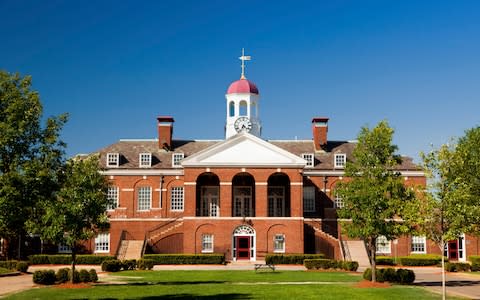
xmin=2 ymin=1 xmax=479 ymax=161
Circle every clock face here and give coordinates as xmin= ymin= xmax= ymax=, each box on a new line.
xmin=234 ymin=117 xmax=252 ymax=133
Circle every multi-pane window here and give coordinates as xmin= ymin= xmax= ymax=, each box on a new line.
xmin=268 ymin=187 xmax=285 ymax=217
xmin=334 ymin=194 xmax=344 ymax=209
xmin=303 ymin=186 xmax=315 ymax=212
xmin=171 ymin=187 xmax=184 ymax=211
xmin=172 ymin=153 xmax=185 ymax=167
xmin=376 ymin=235 xmax=391 ymax=254
xmin=411 ymin=236 xmax=426 ymax=253
xmin=201 ymin=186 xmax=219 ymax=217
xmin=334 ymin=154 xmax=346 ymax=169
xmin=137 ymin=186 xmax=151 ymax=211
xmin=233 ymin=187 xmax=253 ymax=217
xmin=58 ymin=243 xmax=71 ymax=253
xmin=274 ymin=234 xmax=285 ymax=253
xmin=106 ymin=153 xmax=119 ymax=167
xmin=107 ymin=186 xmax=119 ymax=210
xmin=139 ymin=153 xmax=152 ymax=168
xmin=95 ymin=233 xmax=110 ymax=253
xmin=202 ymin=234 xmax=214 ymax=253
xmin=302 ymin=153 xmax=314 ymax=168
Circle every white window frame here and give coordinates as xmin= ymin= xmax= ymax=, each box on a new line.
xmin=171 ymin=186 xmax=184 ymax=211
xmin=106 ymin=153 xmax=119 ymax=167
xmin=376 ymin=235 xmax=391 ymax=254
xmin=268 ymin=186 xmax=285 ymax=217
xmin=302 ymin=153 xmax=315 ymax=168
xmin=334 ymin=153 xmax=346 ymax=169
xmin=58 ymin=243 xmax=72 ymax=253
xmin=107 ymin=186 xmax=119 ymax=210
xmin=201 ymin=234 xmax=214 ymax=253
xmin=303 ymin=186 xmax=315 ymax=212
xmin=139 ymin=153 xmax=152 ymax=168
xmin=137 ymin=186 xmax=152 ymax=211
xmin=94 ymin=232 xmax=110 ymax=253
xmin=274 ymin=234 xmax=285 ymax=253
xmin=172 ymin=153 xmax=185 ymax=167
xmin=334 ymin=194 xmax=344 ymax=209
xmin=411 ymin=236 xmax=427 ymax=254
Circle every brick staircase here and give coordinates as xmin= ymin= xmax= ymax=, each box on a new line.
xmin=148 ymin=221 xmax=184 ymax=242
xmin=343 ymin=240 xmax=370 ymax=269
xmin=117 ymin=240 xmax=145 ymax=260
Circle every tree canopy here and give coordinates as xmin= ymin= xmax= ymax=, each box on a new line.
xmin=0 ymin=71 xmax=67 ymax=256
xmin=336 ymin=120 xmax=415 ymax=281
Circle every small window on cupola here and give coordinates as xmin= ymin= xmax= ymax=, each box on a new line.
xmin=139 ymin=153 xmax=152 ymax=168
xmin=239 ymin=100 xmax=247 ymax=116
xmin=106 ymin=153 xmax=119 ymax=167
xmin=229 ymin=101 xmax=235 ymax=117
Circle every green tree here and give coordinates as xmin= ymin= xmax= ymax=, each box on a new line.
xmin=33 ymin=156 xmax=110 ymax=283
xmin=336 ymin=120 xmax=415 ymax=282
xmin=0 ymin=71 xmax=67 ymax=258
xmin=417 ymin=128 xmax=480 ymax=300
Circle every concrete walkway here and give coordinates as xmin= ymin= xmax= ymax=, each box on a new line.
xmin=1 ymin=264 xmax=479 ymax=299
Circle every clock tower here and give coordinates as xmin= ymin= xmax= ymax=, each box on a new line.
xmin=225 ymin=49 xmax=261 ymax=139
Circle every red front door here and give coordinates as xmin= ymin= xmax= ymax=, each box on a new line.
xmin=448 ymin=240 xmax=458 ymax=260
xmin=236 ymin=236 xmax=250 ymax=260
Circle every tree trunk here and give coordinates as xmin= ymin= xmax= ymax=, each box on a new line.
xmin=71 ymin=245 xmax=76 ymax=284
xmin=17 ymin=234 xmax=21 ymax=260
xmin=370 ymin=241 xmax=377 ymax=282
xmin=441 ymin=239 xmax=446 ymax=300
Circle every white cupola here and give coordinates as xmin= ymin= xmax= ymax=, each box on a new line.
xmin=225 ymin=49 xmax=261 ymax=139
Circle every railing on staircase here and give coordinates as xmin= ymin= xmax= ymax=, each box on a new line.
xmin=115 ymin=230 xmax=126 ymax=258
xmin=341 ymin=238 xmax=351 ymax=261
xmin=146 ymin=217 xmax=183 ymax=243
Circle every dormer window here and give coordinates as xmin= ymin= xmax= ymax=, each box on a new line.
xmin=172 ymin=153 xmax=184 ymax=167
xmin=106 ymin=153 xmax=119 ymax=167
xmin=334 ymin=154 xmax=346 ymax=169
xmin=139 ymin=153 xmax=152 ymax=168
xmin=302 ymin=153 xmax=314 ymax=168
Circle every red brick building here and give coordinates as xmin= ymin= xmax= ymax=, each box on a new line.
xmin=89 ymin=60 xmax=479 ymax=263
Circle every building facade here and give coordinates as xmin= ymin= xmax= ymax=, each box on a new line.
xmin=90 ymin=59 xmax=479 ymax=263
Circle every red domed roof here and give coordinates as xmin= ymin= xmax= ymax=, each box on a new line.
xmin=227 ymin=79 xmax=259 ymax=94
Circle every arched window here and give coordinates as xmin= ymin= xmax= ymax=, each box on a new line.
xmin=232 ymin=173 xmax=255 ymax=217
xmin=196 ymin=173 xmax=220 ymax=217
xmin=229 ymin=101 xmax=235 ymax=117
xmin=267 ymin=173 xmax=290 ymax=217
xmin=251 ymin=101 xmax=257 ymax=117
xmin=239 ymin=100 xmax=248 ymax=116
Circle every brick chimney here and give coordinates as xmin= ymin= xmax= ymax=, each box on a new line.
xmin=312 ymin=117 xmax=329 ymax=151
xmin=157 ymin=116 xmax=174 ymax=150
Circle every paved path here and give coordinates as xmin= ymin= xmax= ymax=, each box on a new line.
xmin=1 ymin=264 xmax=479 ymax=299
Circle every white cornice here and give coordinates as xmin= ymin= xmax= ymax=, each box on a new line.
xmin=101 ymin=169 xmax=183 ymax=176
xmin=303 ymin=170 xmax=425 ymax=177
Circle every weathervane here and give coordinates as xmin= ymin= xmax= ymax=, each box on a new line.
xmin=239 ymin=48 xmax=251 ymax=79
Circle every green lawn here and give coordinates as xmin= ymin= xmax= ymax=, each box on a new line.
xmin=0 ymin=267 xmax=11 ymax=275
xmin=6 ymin=270 xmax=444 ymax=299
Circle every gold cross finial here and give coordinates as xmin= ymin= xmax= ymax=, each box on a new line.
xmin=239 ymin=48 xmax=251 ymax=79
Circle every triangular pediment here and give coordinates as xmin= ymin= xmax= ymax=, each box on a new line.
xmin=181 ymin=132 xmax=306 ymax=168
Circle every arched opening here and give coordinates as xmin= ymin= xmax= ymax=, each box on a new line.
xmin=251 ymin=101 xmax=257 ymax=118
xmin=232 ymin=225 xmax=256 ymax=261
xmin=229 ymin=101 xmax=235 ymax=117
xmin=232 ymin=173 xmax=255 ymax=217
xmin=239 ymin=100 xmax=248 ymax=116
xmin=267 ymin=173 xmax=290 ymax=217
xmin=196 ymin=173 xmax=220 ymax=217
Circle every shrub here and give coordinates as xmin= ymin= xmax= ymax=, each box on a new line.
xmin=342 ymin=261 xmax=359 ymax=271
xmin=28 ymin=255 xmax=50 ymax=265
xmin=79 ymin=269 xmax=91 ymax=282
xmin=396 ymin=268 xmax=415 ymax=284
xmin=122 ymin=259 xmax=137 ymax=270
xmin=0 ymin=260 xmax=19 ymax=270
xmin=398 ymin=254 xmax=443 ymax=266
xmin=33 ymin=270 xmax=56 ymax=285
xmin=265 ymin=254 xmax=325 ymax=265
xmin=143 ymin=254 xmax=225 ymax=265
xmin=69 ymin=269 xmax=80 ymax=283
xmin=379 ymin=268 xmax=397 ymax=283
xmin=101 ymin=259 xmax=123 ymax=272
xmin=445 ymin=262 xmax=471 ymax=272
xmin=363 ymin=268 xmax=372 ymax=280
xmin=304 ymin=259 xmax=334 ymax=270
xmin=137 ymin=258 xmax=155 ymax=270
xmin=469 ymin=256 xmax=480 ymax=272
xmin=15 ymin=261 xmax=29 ymax=273
xmin=56 ymin=268 xmax=70 ymax=283
xmin=28 ymin=254 xmax=115 ymax=265
xmin=376 ymin=256 xmax=396 ymax=266
xmin=89 ymin=269 xmax=98 ymax=282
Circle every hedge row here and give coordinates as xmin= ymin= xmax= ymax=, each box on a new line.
xmin=143 ymin=254 xmax=225 ymax=265
xmin=28 ymin=255 xmax=115 ymax=265
xmin=33 ymin=268 xmax=98 ymax=285
xmin=469 ymin=256 xmax=480 ymax=272
xmin=100 ymin=259 xmax=155 ymax=271
xmin=304 ymin=259 xmax=359 ymax=271
xmin=375 ymin=256 xmax=396 ymax=266
xmin=265 ymin=254 xmax=325 ymax=265
xmin=0 ymin=260 xmax=29 ymax=272
xmin=445 ymin=262 xmax=471 ymax=272
xmin=363 ymin=268 xmax=415 ymax=284
xmin=397 ymin=254 xmax=444 ymax=266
